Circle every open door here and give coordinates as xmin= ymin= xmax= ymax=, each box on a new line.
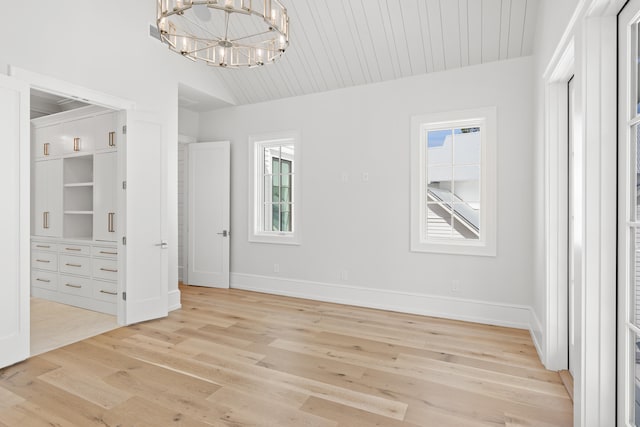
xmin=120 ymin=111 xmax=168 ymax=324
xmin=0 ymin=74 xmax=30 ymax=367
xmin=187 ymin=141 xmax=230 ymax=288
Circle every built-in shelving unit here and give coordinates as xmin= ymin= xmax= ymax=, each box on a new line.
xmin=63 ymin=154 xmax=94 ymax=240
xmin=31 ymin=105 xmax=119 ymax=314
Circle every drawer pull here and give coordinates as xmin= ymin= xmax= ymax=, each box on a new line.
xmin=44 ymin=142 xmax=50 ymax=156
xmin=65 ymin=247 xmax=81 ymax=252
xmin=73 ymin=137 xmax=80 ymax=152
xmin=99 ymin=250 xmax=117 ymax=255
xmin=100 ymin=290 xmax=117 ymax=296
xmin=36 ymin=245 xmax=50 ymax=249
xmin=36 ymin=259 xmax=50 ymax=263
xmin=65 ymin=263 xmax=82 ymax=268
xmin=65 ymin=283 xmax=82 ymax=289
xmin=100 ymin=267 xmax=118 ymax=273
xmin=109 ymin=131 xmax=116 ymax=147
xmin=36 ymin=278 xmax=51 ymax=283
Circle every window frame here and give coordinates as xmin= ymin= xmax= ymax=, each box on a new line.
xmin=410 ymin=107 xmax=497 ymax=256
xmin=248 ymin=131 xmax=301 ymax=245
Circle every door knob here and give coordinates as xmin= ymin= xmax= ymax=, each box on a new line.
xmin=216 ymin=230 xmax=229 ymax=237
xmin=155 ymin=241 xmax=169 ymax=249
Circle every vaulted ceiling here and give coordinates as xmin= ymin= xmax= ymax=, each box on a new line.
xmin=186 ymin=0 xmax=539 ymax=107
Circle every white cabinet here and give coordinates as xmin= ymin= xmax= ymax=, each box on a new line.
xmin=93 ymin=113 xmax=118 ymax=152
xmin=31 ymin=238 xmax=118 ymax=315
xmin=94 ymin=152 xmax=117 ymax=242
xmin=31 ymin=105 xmax=120 ymax=315
xmin=33 ymin=123 xmax=63 ymax=159
xmin=61 ymin=117 xmax=94 ymax=156
xmin=34 ymin=159 xmax=63 ymax=237
xmin=32 ymin=106 xmax=117 ymax=158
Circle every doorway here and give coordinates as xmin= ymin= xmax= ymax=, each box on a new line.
xmin=0 ymin=67 xmax=170 ymax=369
xmin=29 ymin=88 xmax=119 ymax=355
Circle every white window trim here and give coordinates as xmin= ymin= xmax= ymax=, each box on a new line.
xmin=410 ymin=107 xmax=497 ymax=256
xmin=248 ymin=130 xmax=301 ymax=245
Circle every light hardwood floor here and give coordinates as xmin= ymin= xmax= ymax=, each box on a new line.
xmin=1 ymin=286 xmax=572 ymax=426
xmin=30 ymin=298 xmax=118 ymax=356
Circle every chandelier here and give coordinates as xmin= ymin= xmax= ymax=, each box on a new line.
xmin=156 ymin=0 xmax=289 ymax=68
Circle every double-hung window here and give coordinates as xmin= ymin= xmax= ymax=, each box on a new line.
xmin=410 ymin=107 xmax=497 ymax=256
xmin=249 ymin=131 xmax=301 ymax=244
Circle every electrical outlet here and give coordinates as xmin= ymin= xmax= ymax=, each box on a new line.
xmin=362 ymin=172 xmax=369 ymax=182
xmin=340 ymin=270 xmax=349 ymax=281
xmin=274 ymin=264 xmax=280 ymax=273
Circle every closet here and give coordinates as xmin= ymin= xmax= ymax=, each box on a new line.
xmin=30 ymin=103 xmax=120 ymax=316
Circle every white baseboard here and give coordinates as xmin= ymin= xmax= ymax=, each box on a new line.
xmin=528 ymin=308 xmax=545 ymax=366
xmin=231 ymin=273 xmax=533 ymax=330
xmin=168 ymin=289 xmax=181 ymax=312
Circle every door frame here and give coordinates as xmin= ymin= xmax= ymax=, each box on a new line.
xmin=178 ymin=135 xmax=195 ymax=285
xmin=9 ymin=66 xmax=135 ymax=326
xmin=541 ymin=2 xmax=621 ymax=424
xmin=543 ymin=40 xmax=575 ymax=371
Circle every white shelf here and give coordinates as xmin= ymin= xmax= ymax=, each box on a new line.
xmin=64 ymin=182 xmax=94 ymax=188
xmin=64 ymin=211 xmax=94 ymax=215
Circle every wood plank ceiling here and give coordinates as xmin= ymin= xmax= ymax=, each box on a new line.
xmin=211 ymin=0 xmax=538 ymax=106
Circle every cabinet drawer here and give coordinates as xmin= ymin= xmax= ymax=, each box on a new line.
xmin=92 ymin=246 xmax=118 ymax=259
xmin=60 ymin=243 xmax=90 ymax=256
xmin=31 ymin=241 xmax=58 ymax=252
xmin=93 ymin=279 xmax=118 ymax=302
xmin=31 ymin=270 xmax=57 ymax=291
xmin=93 ymin=258 xmax=118 ymax=281
xmin=59 ymin=254 xmax=91 ymax=276
xmin=32 ymin=251 xmax=58 ymax=272
xmin=58 ymin=274 xmax=92 ymax=297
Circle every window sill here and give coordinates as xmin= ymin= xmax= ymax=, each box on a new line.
xmin=410 ymin=241 xmax=496 ymax=257
xmin=249 ymin=233 xmax=301 ymax=246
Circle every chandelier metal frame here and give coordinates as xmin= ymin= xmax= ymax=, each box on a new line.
xmin=156 ymin=0 xmax=289 ymax=68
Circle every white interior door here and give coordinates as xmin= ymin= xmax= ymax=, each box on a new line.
xmin=0 ymin=74 xmax=30 ymax=367
xmin=187 ymin=141 xmax=230 ymax=288
xmin=121 ymin=111 xmax=168 ymax=324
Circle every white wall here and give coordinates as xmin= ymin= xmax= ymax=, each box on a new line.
xmin=199 ymin=56 xmax=535 ymax=327
xmin=179 ymin=108 xmax=200 ymax=139
xmin=0 ymin=2 xmax=235 ymax=312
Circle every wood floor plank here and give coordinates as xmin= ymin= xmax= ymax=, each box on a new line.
xmin=300 ymin=396 xmax=484 ymax=427
xmin=38 ymin=366 xmax=132 ymax=410
xmin=208 ymin=388 xmax=337 ymax=427
xmin=0 ymin=285 xmax=572 ymax=426
xmin=0 ymin=387 xmax=24 ymax=409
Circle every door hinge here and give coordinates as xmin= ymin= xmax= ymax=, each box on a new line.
xmin=122 ymin=236 xmax=127 ymax=245
xmin=122 ymin=125 xmax=127 ymax=134
xmin=122 ymin=181 xmax=127 ymax=190
xmin=122 ymin=292 xmax=127 ymax=301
